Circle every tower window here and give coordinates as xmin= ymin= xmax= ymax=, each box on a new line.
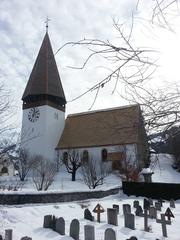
xmin=1 ymin=166 xmax=8 ymax=174
xmin=102 ymin=149 xmax=108 ymax=161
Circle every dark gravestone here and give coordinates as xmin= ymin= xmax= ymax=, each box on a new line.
xmin=158 ymin=199 xmax=165 ymax=207
xmin=142 ymin=209 xmax=150 ymax=232
xmin=107 ymin=208 xmax=118 ymax=226
xmin=156 ymin=214 xmax=171 ymax=238
xmin=112 ymin=204 xmax=119 ymax=214
xmin=5 ymin=229 xmax=12 ymax=240
xmin=70 ymin=219 xmax=80 ymax=240
xmin=55 ymin=217 xmax=65 ymax=235
xmin=126 ymin=237 xmax=138 ymax=240
xmin=51 ymin=215 xmax=57 ymax=230
xmin=143 ymin=199 xmax=150 ymax=210
xmin=21 ymin=237 xmax=32 ymax=240
xmin=84 ymin=225 xmax=95 ymax=240
xmin=170 ymin=199 xmax=175 ymax=208
xmin=0 ymin=235 xmax=2 ymax=240
xmin=155 ymin=202 xmax=161 ymax=211
xmin=133 ymin=200 xmax=139 ymax=209
xmin=149 ymin=207 xmax=157 ymax=219
xmin=104 ymin=228 xmax=116 ymax=240
xmin=43 ymin=215 xmax=52 ymax=228
xmin=84 ymin=209 xmax=94 ymax=221
xmin=124 ymin=213 xmax=135 ymax=230
xmin=165 ymin=208 xmax=175 ymax=221
xmin=123 ymin=204 xmax=131 ymax=216
xmin=135 ymin=206 xmax=143 ymax=217
xmin=148 ymin=198 xmax=153 ymax=206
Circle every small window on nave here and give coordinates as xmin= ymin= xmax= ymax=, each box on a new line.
xmin=63 ymin=152 xmax=68 ymax=164
xmin=82 ymin=150 xmax=89 ymax=163
xmin=102 ymin=148 xmax=108 ymax=161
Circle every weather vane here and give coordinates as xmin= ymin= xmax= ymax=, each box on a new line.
xmin=45 ymin=17 xmax=51 ymax=32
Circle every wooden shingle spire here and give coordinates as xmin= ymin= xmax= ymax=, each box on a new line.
xmin=22 ymin=32 xmax=66 ymax=111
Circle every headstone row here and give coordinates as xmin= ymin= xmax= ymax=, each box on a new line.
xmin=0 ymin=229 xmax=32 ymax=240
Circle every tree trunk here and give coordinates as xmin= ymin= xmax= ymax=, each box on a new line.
xmin=72 ymin=169 xmax=76 ymax=181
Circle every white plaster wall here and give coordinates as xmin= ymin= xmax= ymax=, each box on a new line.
xmin=21 ymin=105 xmax=65 ymax=160
xmin=59 ymin=143 xmax=137 ymax=170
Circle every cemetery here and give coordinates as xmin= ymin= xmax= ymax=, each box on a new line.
xmin=0 ymin=193 xmax=180 ymax=240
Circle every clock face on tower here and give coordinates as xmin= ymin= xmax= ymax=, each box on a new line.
xmin=28 ymin=107 xmax=40 ymax=122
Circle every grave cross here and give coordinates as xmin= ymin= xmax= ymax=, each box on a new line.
xmin=142 ymin=209 xmax=151 ymax=232
xmin=93 ymin=204 xmax=105 ymax=223
xmin=165 ymin=207 xmax=175 ymax=221
xmin=156 ymin=214 xmax=171 ymax=238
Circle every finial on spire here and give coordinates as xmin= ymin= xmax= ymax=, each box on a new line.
xmin=45 ymin=16 xmax=51 ymax=32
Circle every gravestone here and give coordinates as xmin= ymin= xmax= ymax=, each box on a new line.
xmin=143 ymin=198 xmax=150 ymax=210
xmin=5 ymin=229 xmax=12 ymax=240
xmin=126 ymin=237 xmax=138 ymax=240
xmin=124 ymin=213 xmax=135 ymax=230
xmin=93 ymin=204 xmax=105 ymax=223
xmin=155 ymin=202 xmax=161 ymax=211
xmin=133 ymin=200 xmax=139 ymax=209
xmin=156 ymin=214 xmax=171 ymax=238
xmin=0 ymin=235 xmax=2 ymax=240
xmin=84 ymin=209 xmax=94 ymax=221
xmin=123 ymin=204 xmax=131 ymax=216
xmin=135 ymin=206 xmax=143 ymax=217
xmin=104 ymin=228 xmax=116 ymax=240
xmin=55 ymin=217 xmax=65 ymax=235
xmin=51 ymin=215 xmax=57 ymax=230
xmin=170 ymin=199 xmax=175 ymax=208
xmin=149 ymin=207 xmax=157 ymax=219
xmin=113 ymin=204 xmax=119 ymax=214
xmin=21 ymin=237 xmax=32 ymax=240
xmin=148 ymin=198 xmax=153 ymax=206
xmin=107 ymin=208 xmax=118 ymax=226
xmin=43 ymin=215 xmax=52 ymax=228
xmin=70 ymin=219 xmax=80 ymax=240
xmin=84 ymin=225 xmax=95 ymax=240
xmin=158 ymin=199 xmax=165 ymax=207
xmin=142 ymin=209 xmax=150 ymax=232
xmin=165 ymin=208 xmax=175 ymax=221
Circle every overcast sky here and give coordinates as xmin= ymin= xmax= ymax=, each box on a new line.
xmin=0 ymin=0 xmax=180 ymax=130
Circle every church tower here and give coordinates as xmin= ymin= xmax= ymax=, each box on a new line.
xmin=21 ymin=32 xmax=66 ymax=160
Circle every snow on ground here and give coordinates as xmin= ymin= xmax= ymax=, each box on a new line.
xmin=0 ymin=193 xmax=180 ymax=240
xmin=0 ymin=165 xmax=121 ymax=193
xmin=151 ymin=154 xmax=180 ymax=183
xmin=0 ymin=154 xmax=180 ymax=239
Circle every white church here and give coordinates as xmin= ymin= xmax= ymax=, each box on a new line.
xmin=21 ymin=32 xmax=148 ymax=170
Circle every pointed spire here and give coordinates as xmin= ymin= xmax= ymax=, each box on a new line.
xmin=22 ymin=33 xmax=66 ymax=110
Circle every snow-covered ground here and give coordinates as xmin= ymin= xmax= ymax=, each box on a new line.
xmin=0 ymin=154 xmax=180 ymax=240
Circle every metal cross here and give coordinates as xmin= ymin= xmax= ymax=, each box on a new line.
xmin=45 ymin=17 xmax=51 ymax=32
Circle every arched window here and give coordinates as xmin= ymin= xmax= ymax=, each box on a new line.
xmin=83 ymin=150 xmax=89 ymax=163
xmin=63 ymin=152 xmax=68 ymax=164
xmin=102 ymin=149 xmax=108 ymax=161
xmin=1 ymin=166 xmax=8 ymax=174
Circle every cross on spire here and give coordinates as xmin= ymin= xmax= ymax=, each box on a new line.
xmin=45 ymin=17 xmax=51 ymax=32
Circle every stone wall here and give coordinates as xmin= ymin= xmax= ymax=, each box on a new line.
xmin=0 ymin=187 xmax=120 ymax=205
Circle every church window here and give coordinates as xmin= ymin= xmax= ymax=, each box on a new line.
xmin=1 ymin=166 xmax=8 ymax=174
xmin=102 ymin=148 xmax=108 ymax=161
xmin=82 ymin=150 xmax=89 ymax=163
xmin=63 ymin=152 xmax=68 ymax=164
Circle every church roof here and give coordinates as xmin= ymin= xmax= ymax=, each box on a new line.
xmin=57 ymin=104 xmax=141 ymax=149
xmin=22 ymin=32 xmax=66 ymax=102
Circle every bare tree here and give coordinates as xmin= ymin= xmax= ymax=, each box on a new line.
xmin=81 ymin=158 xmax=109 ymax=189
xmin=32 ymin=156 xmax=57 ymax=191
xmin=61 ymin=149 xmax=82 ymax=181
xmin=16 ymin=148 xmax=36 ymax=181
